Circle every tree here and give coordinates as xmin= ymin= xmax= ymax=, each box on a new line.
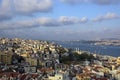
xmin=73 ymin=52 xmax=94 ymax=61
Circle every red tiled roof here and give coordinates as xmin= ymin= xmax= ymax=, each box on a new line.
xmin=0 ymin=72 xmax=20 ymax=77
xmin=31 ymin=74 xmax=39 ymax=78
xmin=94 ymin=66 xmax=103 ymax=69
xmin=38 ymin=68 xmax=53 ymax=72
xmin=83 ymin=68 xmax=90 ymax=72
xmin=20 ymin=74 xmax=28 ymax=80
xmin=77 ymin=72 xmax=95 ymax=78
xmin=92 ymin=77 xmax=108 ymax=80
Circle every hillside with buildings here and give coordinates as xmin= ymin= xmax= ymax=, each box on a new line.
xmin=0 ymin=38 xmax=120 ymax=80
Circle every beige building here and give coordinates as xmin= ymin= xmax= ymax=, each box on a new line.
xmin=48 ymin=70 xmax=70 ymax=80
xmin=116 ymin=57 xmax=120 ymax=64
xmin=0 ymin=52 xmax=12 ymax=64
xmin=76 ymin=73 xmax=93 ymax=80
xmin=115 ymin=71 xmax=120 ymax=80
xmin=26 ymin=57 xmax=38 ymax=66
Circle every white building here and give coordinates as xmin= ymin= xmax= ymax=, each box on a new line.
xmin=48 ymin=70 xmax=71 ymax=80
xmin=115 ymin=71 xmax=120 ymax=80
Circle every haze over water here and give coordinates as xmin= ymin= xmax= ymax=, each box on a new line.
xmin=55 ymin=41 xmax=120 ymax=57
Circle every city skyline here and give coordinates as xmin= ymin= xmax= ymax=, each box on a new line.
xmin=0 ymin=0 xmax=120 ymax=40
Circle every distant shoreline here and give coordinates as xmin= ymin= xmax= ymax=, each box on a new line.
xmin=54 ymin=40 xmax=120 ymax=57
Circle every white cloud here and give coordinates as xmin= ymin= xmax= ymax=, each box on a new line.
xmin=0 ymin=19 xmax=38 ymax=29
xmin=37 ymin=17 xmax=60 ymax=26
xmin=0 ymin=16 xmax=88 ymax=29
xmin=13 ymin=0 xmax=52 ymax=14
xmin=80 ymin=17 xmax=88 ymax=23
xmin=93 ymin=0 xmax=120 ymax=5
xmin=60 ymin=0 xmax=88 ymax=4
xmin=0 ymin=13 xmax=119 ymax=29
xmin=37 ymin=16 xmax=88 ymax=26
xmin=0 ymin=0 xmax=52 ymax=21
xmin=58 ymin=16 xmax=88 ymax=25
xmin=0 ymin=0 xmax=13 ymax=21
xmin=58 ymin=16 xmax=79 ymax=25
xmin=60 ymin=0 xmax=120 ymax=5
xmin=92 ymin=13 xmax=120 ymax=22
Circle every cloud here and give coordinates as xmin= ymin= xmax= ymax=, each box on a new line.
xmin=36 ymin=16 xmax=88 ymax=26
xmin=0 ymin=12 xmax=119 ymax=29
xmin=60 ymin=0 xmax=120 ymax=5
xmin=0 ymin=16 xmax=88 ymax=29
xmin=92 ymin=13 xmax=120 ymax=22
xmin=13 ymin=0 xmax=52 ymax=14
xmin=0 ymin=0 xmax=13 ymax=21
xmin=0 ymin=19 xmax=37 ymax=29
xmin=60 ymin=0 xmax=88 ymax=4
xmin=0 ymin=0 xmax=52 ymax=21
xmin=80 ymin=17 xmax=88 ymax=23
xmin=58 ymin=16 xmax=88 ymax=25
xmin=37 ymin=17 xmax=60 ymax=26
xmin=93 ymin=0 xmax=120 ymax=5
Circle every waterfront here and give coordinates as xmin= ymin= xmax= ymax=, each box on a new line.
xmin=55 ymin=41 xmax=120 ymax=57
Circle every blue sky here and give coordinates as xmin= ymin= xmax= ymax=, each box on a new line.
xmin=0 ymin=0 xmax=120 ymax=40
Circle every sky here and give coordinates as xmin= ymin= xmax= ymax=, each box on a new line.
xmin=0 ymin=0 xmax=120 ymax=40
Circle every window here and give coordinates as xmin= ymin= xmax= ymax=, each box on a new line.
xmin=44 ymin=55 xmax=47 ymax=58
xmin=59 ymin=77 xmax=61 ymax=79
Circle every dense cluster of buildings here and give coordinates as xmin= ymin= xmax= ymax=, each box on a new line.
xmin=0 ymin=38 xmax=120 ymax=80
